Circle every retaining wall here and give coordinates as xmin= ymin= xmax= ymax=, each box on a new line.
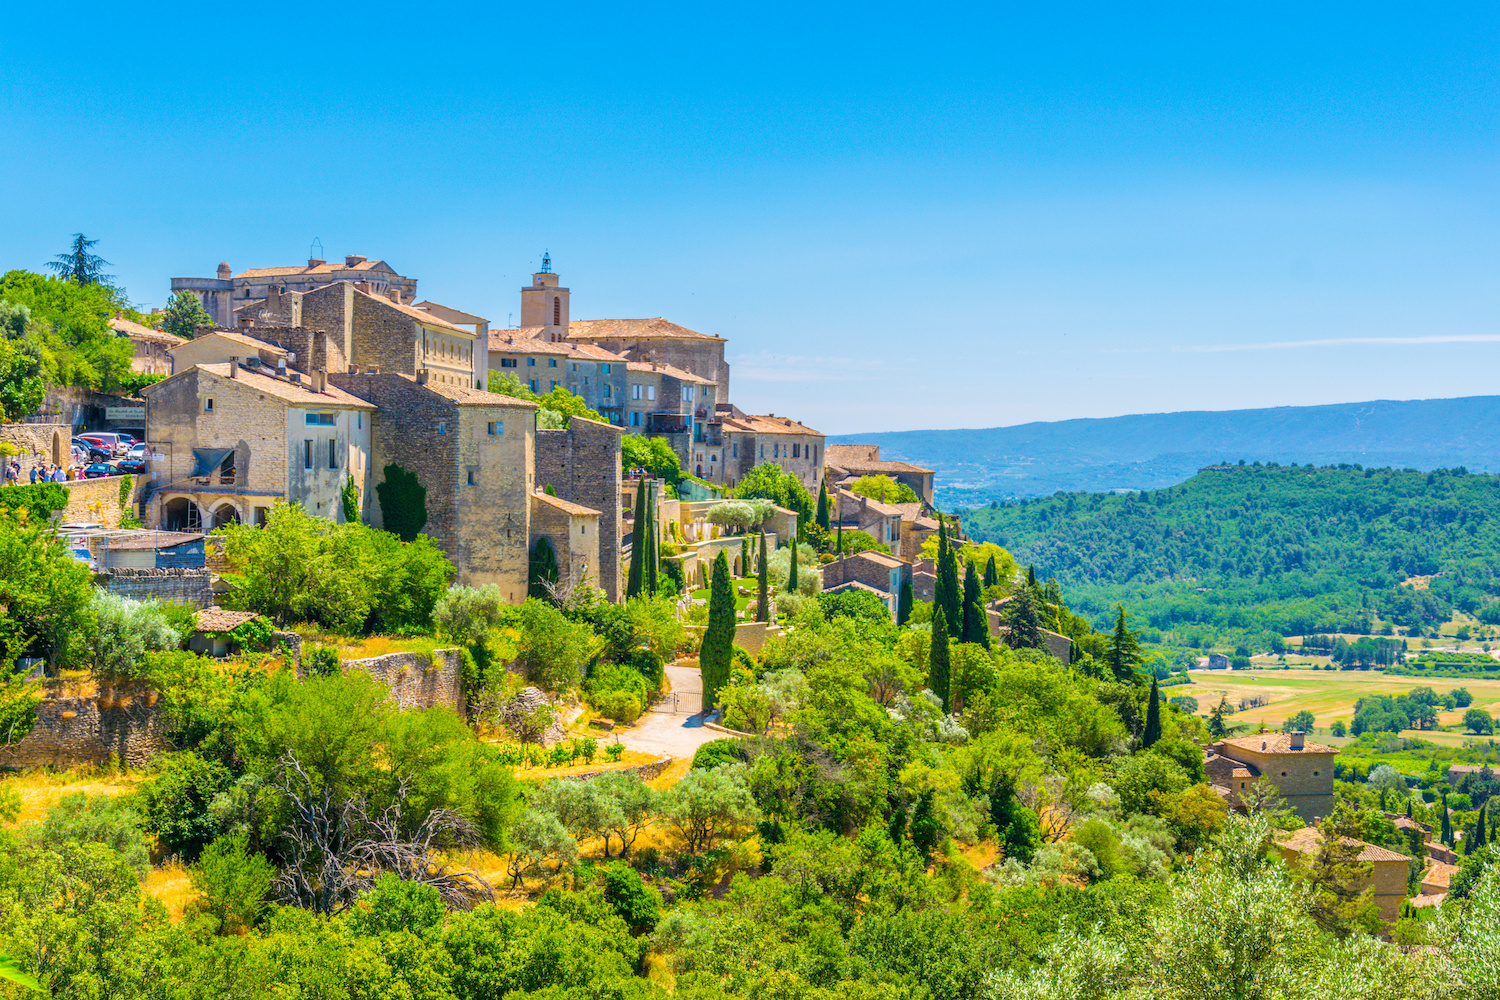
xmin=336 ymin=649 xmax=466 ymax=715
xmin=0 ymin=686 xmax=168 ymax=770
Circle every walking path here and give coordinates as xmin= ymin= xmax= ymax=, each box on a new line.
xmin=613 ymin=660 xmax=727 ymax=759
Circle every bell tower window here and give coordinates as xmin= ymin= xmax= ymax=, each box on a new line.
xmin=553 ymin=296 xmax=561 ymax=325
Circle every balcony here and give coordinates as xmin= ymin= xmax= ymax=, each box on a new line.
xmin=645 ymin=412 xmax=690 ymax=435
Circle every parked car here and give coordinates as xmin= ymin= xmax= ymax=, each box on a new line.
xmin=127 ymin=442 xmax=147 ymax=461
xmin=82 ymin=463 xmax=120 ymax=479
xmin=78 ymin=432 xmax=127 ymax=455
xmin=73 ymin=440 xmax=110 ymax=462
xmin=115 ymin=458 xmax=147 ymax=475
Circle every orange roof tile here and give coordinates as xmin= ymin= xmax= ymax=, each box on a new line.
xmin=567 ymin=317 xmax=722 ymax=342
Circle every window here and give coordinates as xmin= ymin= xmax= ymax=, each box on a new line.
xmin=548 ymin=358 xmax=557 ymax=368
xmin=358 ymin=413 xmax=363 ymax=429
xmin=1313 ymin=771 xmax=1320 ymax=776
xmin=732 ymin=443 xmax=738 ymax=458
xmin=530 ymin=379 xmax=539 ymax=392
xmin=501 ymin=358 xmax=517 ymax=368
xmin=632 ymin=384 xmax=642 ymax=400
xmin=303 ymin=440 xmax=313 ymax=469
xmin=571 ymin=362 xmax=578 ymax=372
xmin=631 ymin=412 xmax=641 ymax=427
xmin=204 ymin=398 xmax=214 ymax=413
xmin=527 ymin=358 xmax=536 ymax=366
xmin=792 ymin=443 xmax=801 ymax=458
xmin=685 ymin=386 xmax=694 ymax=401
xmin=1281 ymin=771 xmax=1288 ymax=777
xmin=603 ymin=384 xmax=611 ymax=398
xmin=487 ymin=421 xmax=502 ymax=436
xmin=467 ymin=470 xmax=475 ymax=485
xmin=306 ymin=412 xmax=335 ymax=426
xmin=437 ymin=422 xmax=446 ymax=435
xmin=646 ymin=385 xmax=655 ymax=401
xmin=760 ymin=444 xmax=765 ymax=458
xmin=328 ymin=438 xmax=338 ymax=469
xmin=602 ymin=363 xmax=611 ymax=373
xmin=553 ymin=296 xmax=560 ymax=325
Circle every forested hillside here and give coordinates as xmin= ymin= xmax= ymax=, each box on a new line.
xmin=833 ymin=396 xmax=1500 ymax=504
xmin=961 ymin=463 xmax=1500 ymax=649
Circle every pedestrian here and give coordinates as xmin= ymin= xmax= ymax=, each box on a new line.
xmin=28 ymin=464 xmax=37 ymax=485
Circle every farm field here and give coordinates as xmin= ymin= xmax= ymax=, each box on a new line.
xmin=1185 ymin=667 xmax=1500 ymax=739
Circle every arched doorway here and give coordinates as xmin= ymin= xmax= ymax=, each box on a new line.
xmin=50 ymin=431 xmax=61 ymax=466
xmin=211 ymin=504 xmax=240 ymax=530
xmin=163 ymin=498 xmax=203 ymax=533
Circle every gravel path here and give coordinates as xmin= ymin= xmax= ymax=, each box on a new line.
xmin=613 ymin=660 xmax=728 ymax=760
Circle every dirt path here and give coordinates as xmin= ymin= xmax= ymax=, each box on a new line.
xmin=613 ymin=660 xmax=727 ymax=760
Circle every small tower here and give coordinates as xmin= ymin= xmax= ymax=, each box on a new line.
xmin=520 ymin=252 xmax=569 ymax=341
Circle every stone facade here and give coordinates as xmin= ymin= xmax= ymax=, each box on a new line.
xmin=338 ymin=649 xmax=466 ymax=715
xmin=568 ymin=316 xmax=730 ymax=403
xmin=0 ymin=422 xmax=71 ymax=472
xmin=1208 ymin=731 xmax=1338 ymax=824
xmin=333 ymin=373 xmax=536 ymax=598
xmin=825 ymin=444 xmax=936 ymax=505
xmin=56 ymin=473 xmax=143 ymax=529
xmin=1276 ymin=827 xmax=1411 ymax=921
xmin=172 ymin=256 xmax=417 ymax=328
xmin=0 ymin=687 xmax=168 ymax=770
xmin=720 ymin=411 xmax=825 ymax=494
xmin=535 ymin=418 xmax=624 ymax=601
xmin=97 ymin=566 xmax=214 ymax=606
xmin=529 ymin=492 xmax=602 ymax=594
xmin=302 ymin=282 xmax=479 ymax=387
xmin=834 ymin=488 xmax=901 ymax=551
xmin=821 ymin=551 xmax=913 ymax=621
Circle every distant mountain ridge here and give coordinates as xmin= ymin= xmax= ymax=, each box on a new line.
xmin=828 ymin=396 xmax=1500 ymax=505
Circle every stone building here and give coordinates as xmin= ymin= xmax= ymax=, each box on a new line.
xmin=719 ymin=410 xmax=825 ymax=494
xmin=529 ymin=491 xmax=601 ymax=594
xmin=108 ymin=315 xmax=180 ymax=375
xmin=825 ymin=444 xmax=936 ymax=504
xmin=821 ymin=551 xmax=913 ymax=621
xmin=300 ymin=282 xmax=480 ymax=387
xmin=171 ymin=256 xmax=417 ymax=328
xmin=1276 ymin=827 xmax=1411 ymax=921
xmin=140 ymin=361 xmax=376 ymax=531
xmin=1207 ymin=731 xmax=1338 ymax=824
xmin=567 ymin=316 xmax=729 ymax=403
xmin=833 ymin=488 xmax=902 ymax=551
xmin=487 ymin=333 xmax=628 ymax=421
xmin=625 ymin=361 xmax=717 ymax=471
xmin=535 ymin=417 xmax=624 ymax=601
xmin=330 ymin=372 xmax=537 ymax=596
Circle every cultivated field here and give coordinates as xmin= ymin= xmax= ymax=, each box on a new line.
xmin=1185 ymin=667 xmax=1500 ymax=744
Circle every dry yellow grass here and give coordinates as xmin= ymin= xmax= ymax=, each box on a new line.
xmin=145 ymin=863 xmax=194 ymax=919
xmin=647 ymin=757 xmax=692 ymax=792
xmin=511 ymin=750 xmax=661 ymax=782
xmin=0 ymin=768 xmax=141 ymax=826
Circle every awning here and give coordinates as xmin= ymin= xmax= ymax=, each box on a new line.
xmin=191 ymin=448 xmax=233 ymax=477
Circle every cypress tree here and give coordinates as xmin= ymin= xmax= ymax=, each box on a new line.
xmin=1026 ymin=564 xmax=1037 ymax=589
xmin=756 ymin=531 xmax=769 ymax=622
xmin=644 ymin=485 xmax=659 ymax=596
xmin=933 ymin=518 xmax=949 ymax=614
xmin=626 ymin=478 xmax=647 ymax=598
xmin=897 ymin=577 xmax=913 ymax=626
xmin=962 ymin=562 xmax=989 ymax=648
xmin=983 ymin=554 xmax=998 ymax=589
xmin=1143 ymin=675 xmax=1162 ymax=748
xmin=528 ymin=536 xmax=559 ymax=599
xmin=787 ymin=538 xmax=799 ymax=595
xmin=1474 ymin=803 xmax=1489 ymax=852
xmin=700 ymin=551 xmax=735 ymax=713
xmin=938 ymin=527 xmax=962 ymax=638
xmin=929 ymin=605 xmax=952 ymax=713
xmin=1441 ymin=791 xmax=1453 ymax=846
xmin=816 ymin=479 xmax=830 ymax=531
xmin=741 ymin=536 xmax=750 ymax=577
xmin=837 ymin=505 xmax=844 ymax=555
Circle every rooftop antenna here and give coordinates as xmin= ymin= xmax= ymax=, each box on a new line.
xmin=539 ymin=251 xmax=553 ymax=274
xmin=309 ymin=237 xmax=324 ymax=261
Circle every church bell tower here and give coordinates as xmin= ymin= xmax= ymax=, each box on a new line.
xmin=520 ymin=252 xmax=570 ymax=342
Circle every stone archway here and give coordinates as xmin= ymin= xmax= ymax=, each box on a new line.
xmin=211 ymin=503 xmax=240 ymax=530
xmin=163 ymin=497 xmax=203 ymax=533
xmin=50 ymin=431 xmax=61 ymax=466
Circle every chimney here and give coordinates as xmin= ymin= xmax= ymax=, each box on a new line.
xmin=308 ymin=258 xmax=326 ymax=267
xmin=228 ymin=356 xmax=238 ymax=378
xmin=350 ymin=364 xmax=360 ymax=375
xmin=416 ymin=368 xmax=430 ymax=385
xmin=354 ymin=281 xmax=371 ymax=294
xmin=1262 ymin=740 xmax=1268 ymax=750
xmin=1290 ymin=731 xmax=1305 ymax=750
xmin=345 ymin=255 xmax=366 ymax=266
xmin=386 ymin=288 xmax=402 ymax=305
xmin=276 ymin=358 xmax=288 ymax=378
xmin=313 ymin=368 xmax=327 ymax=392
xmin=368 ymin=364 xmax=379 ymax=374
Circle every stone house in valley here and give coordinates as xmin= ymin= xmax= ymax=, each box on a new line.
xmin=1207 ymin=731 xmax=1338 ymax=823
xmin=834 ymin=488 xmax=902 ymax=552
xmin=825 ymin=443 xmax=936 ymax=505
xmin=536 ymin=418 xmax=624 ymax=601
xmin=140 ymin=361 xmax=375 ymax=532
xmin=821 ymin=551 xmax=913 ymax=621
xmin=530 ymin=491 xmax=602 ymax=594
xmin=1276 ymin=826 xmax=1412 ymax=921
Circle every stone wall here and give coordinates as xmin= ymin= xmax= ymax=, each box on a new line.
xmin=0 ymin=686 xmax=168 ymax=770
xmin=535 ymin=417 xmax=623 ymax=601
xmin=99 ymin=567 xmax=214 ymax=606
xmin=0 ymin=422 xmax=71 ymax=472
xmin=57 ymin=473 xmax=145 ymax=528
xmin=338 ymin=649 xmax=466 ymax=715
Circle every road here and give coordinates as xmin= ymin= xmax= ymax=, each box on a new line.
xmin=613 ymin=660 xmax=728 ymax=760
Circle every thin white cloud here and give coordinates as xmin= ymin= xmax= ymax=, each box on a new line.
xmin=1180 ymin=335 xmax=1500 ymax=353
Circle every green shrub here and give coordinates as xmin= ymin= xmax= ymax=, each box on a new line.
xmin=188 ymin=833 xmax=275 ymax=935
xmin=33 ymin=793 xmax=150 ymax=877
xmin=138 ymin=750 xmax=233 ymax=861
xmin=345 ymin=873 xmax=444 ymax=936
xmin=585 ymin=661 xmax=650 ymax=723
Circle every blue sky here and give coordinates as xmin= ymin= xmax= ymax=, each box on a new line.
xmin=3 ymin=2 xmax=1496 ymax=434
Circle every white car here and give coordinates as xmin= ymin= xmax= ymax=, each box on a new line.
xmin=127 ymin=442 xmax=147 ymax=461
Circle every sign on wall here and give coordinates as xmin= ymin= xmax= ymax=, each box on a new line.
xmin=105 ymin=406 xmax=145 ymax=422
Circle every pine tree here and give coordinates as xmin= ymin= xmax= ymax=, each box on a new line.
xmin=897 ymin=578 xmax=913 ymax=626
xmin=1026 ymin=564 xmax=1037 ymax=590
xmin=46 ymin=233 xmax=112 ymax=285
xmin=1474 ymin=803 xmax=1489 ymax=852
xmin=929 ymin=605 xmax=952 ymax=713
xmin=700 ymin=551 xmax=736 ymax=713
xmin=1143 ymin=675 xmax=1162 ymax=748
xmin=1105 ymin=605 xmax=1143 ymax=683
xmin=961 ymin=562 xmax=989 ymax=648
xmin=1003 ymin=586 xmax=1044 ymax=650
xmin=787 ymin=538 xmax=799 ymax=595
xmin=626 ymin=478 xmax=647 ymax=599
xmin=756 ymin=531 xmax=769 ymax=623
xmin=815 ymin=479 xmax=830 ymax=531
xmin=983 ymin=554 xmax=998 ymax=589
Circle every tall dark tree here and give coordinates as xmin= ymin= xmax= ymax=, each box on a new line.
xmin=375 ymin=463 xmax=427 ymax=542
xmin=1472 ymin=803 xmax=1489 ymax=853
xmin=983 ymin=554 xmax=998 ymax=589
xmin=961 ymin=562 xmax=989 ymax=648
xmin=815 ymin=479 xmax=830 ymax=531
xmin=837 ymin=514 xmax=844 ymax=555
xmin=787 ymin=538 xmax=799 ymax=595
xmin=700 ymin=552 xmax=736 ymax=713
xmin=936 ymin=519 xmax=961 ymax=639
xmin=46 ymin=233 xmax=113 ymax=285
xmin=1003 ymin=586 xmax=1044 ymax=651
xmin=1026 ymin=564 xmax=1037 ymax=590
xmin=896 ymin=578 xmax=913 ymax=626
xmin=626 ymin=478 xmax=647 ymax=599
xmin=1143 ymin=675 xmax=1162 ymax=748
xmin=1105 ymin=605 xmax=1144 ymax=683
xmin=756 ymin=531 xmax=769 ymax=623
xmin=643 ymin=486 xmax=659 ymax=596
xmin=929 ymin=605 xmax=952 ymax=713
xmin=162 ymin=290 xmax=214 ymax=339
xmin=528 ymin=536 xmax=559 ymax=600
xmin=1440 ymin=790 xmax=1453 ymax=846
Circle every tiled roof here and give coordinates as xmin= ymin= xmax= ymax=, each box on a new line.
xmin=568 ymin=342 xmax=627 ymax=362
xmin=1422 ymin=861 xmax=1458 ymax=891
xmin=237 ymin=259 xmax=397 ymax=279
xmin=489 ymin=332 xmax=572 ymax=355
xmin=625 ymin=361 xmax=714 ymax=385
xmin=353 ymin=287 xmax=468 ymax=334
xmin=420 ymin=379 xmax=540 ymax=408
xmin=413 ymin=301 xmax=488 ymax=325
xmin=169 ymin=328 xmax=286 ymax=355
xmin=837 ymin=488 xmax=902 ymax=517
xmin=838 ymin=550 xmax=906 ymax=569
xmin=103 ymin=531 xmax=202 ymax=551
xmin=568 ymin=317 xmax=722 ymax=342
xmin=194 ymin=607 xmax=261 ymax=632
xmin=721 ymin=413 xmax=823 ymax=436
xmin=109 ymin=316 xmax=181 ymax=344
xmin=825 ymin=579 xmax=892 ymax=599
xmin=1277 ymin=827 xmax=1410 ymax=863
xmin=185 ymin=363 xmax=375 ymax=408
xmin=890 ymin=502 xmax=926 ymax=522
xmin=1221 ymin=733 xmax=1338 ymax=755
xmin=534 ymin=491 xmax=601 ymax=517
xmin=826 ymin=443 xmax=933 ymax=475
